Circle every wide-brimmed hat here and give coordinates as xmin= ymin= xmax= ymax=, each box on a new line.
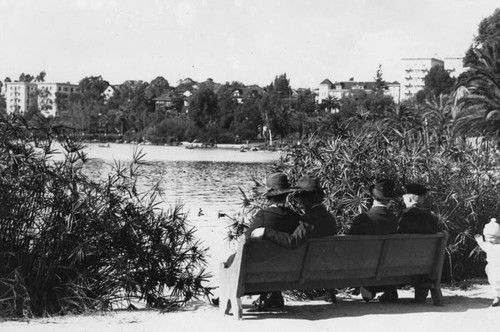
xmin=296 ymin=175 xmax=323 ymax=193
xmin=265 ymin=172 xmax=296 ymax=197
xmin=484 ymin=218 xmax=500 ymax=237
xmin=368 ymin=179 xmax=396 ymax=200
xmin=405 ymin=183 xmax=428 ymax=196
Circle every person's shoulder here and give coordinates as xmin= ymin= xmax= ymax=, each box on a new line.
xmin=353 ymin=212 xmax=368 ymax=223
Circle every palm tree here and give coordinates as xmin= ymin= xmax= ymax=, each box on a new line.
xmin=382 ymin=104 xmax=422 ymax=132
xmin=459 ymin=39 xmax=500 ymax=145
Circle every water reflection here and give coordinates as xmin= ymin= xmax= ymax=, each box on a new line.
xmin=84 ymin=159 xmax=273 ymax=222
xmin=80 ymin=144 xmax=279 ymax=286
xmin=83 ymin=157 xmax=276 ymax=284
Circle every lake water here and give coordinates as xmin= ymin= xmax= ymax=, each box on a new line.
xmin=76 ymin=143 xmax=281 ymax=290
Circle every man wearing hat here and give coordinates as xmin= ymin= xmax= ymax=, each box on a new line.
xmin=348 ymin=179 xmax=399 ymax=302
xmin=397 ymin=183 xmax=439 ymax=303
xmin=398 ymin=183 xmax=439 ymax=235
xmin=245 ymin=172 xmax=301 ymax=238
xmin=251 ymin=175 xmax=337 ymax=249
xmin=244 ymin=172 xmax=301 ymax=310
xmin=348 ymin=179 xmax=399 ymax=236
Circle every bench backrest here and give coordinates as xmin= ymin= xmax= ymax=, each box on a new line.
xmin=238 ymin=232 xmax=448 ymax=295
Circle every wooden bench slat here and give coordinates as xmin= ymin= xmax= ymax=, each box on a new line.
xmin=219 ymin=232 xmax=449 ymax=319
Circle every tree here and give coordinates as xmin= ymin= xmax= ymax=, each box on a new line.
xmin=188 ymin=84 xmax=218 ymax=129
xmin=35 ymin=71 xmax=46 ymax=82
xmin=373 ymin=64 xmax=386 ymax=93
xmin=0 ymin=93 xmax=6 ymax=115
xmin=79 ymin=76 xmax=109 ymax=102
xmin=463 ymin=8 xmax=500 ymax=67
xmin=423 ymin=65 xmax=456 ymax=98
xmin=144 ymin=76 xmax=170 ymax=100
xmin=270 ymin=73 xmax=292 ymax=97
xmin=18 ymin=73 xmax=35 ymax=83
xmin=216 ymin=82 xmax=241 ymax=130
xmin=459 ymin=40 xmax=500 ymax=144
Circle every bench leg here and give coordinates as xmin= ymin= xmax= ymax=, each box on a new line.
xmin=230 ymin=295 xmax=243 ymax=320
xmin=430 ymin=282 xmax=443 ymax=306
xmin=218 ymin=280 xmax=243 ymax=319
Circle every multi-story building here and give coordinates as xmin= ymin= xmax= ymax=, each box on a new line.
xmin=316 ymin=79 xmax=401 ymax=104
xmin=4 ymin=81 xmax=80 ymax=117
xmin=401 ymin=57 xmax=464 ymax=99
xmin=402 ymin=57 xmax=445 ymax=99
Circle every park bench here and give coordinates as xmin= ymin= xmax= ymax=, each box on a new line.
xmin=219 ymin=231 xmax=449 ymax=319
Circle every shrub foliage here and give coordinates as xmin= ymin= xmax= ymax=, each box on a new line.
xmin=227 ymin=125 xmax=500 ymax=283
xmin=0 ymin=115 xmax=212 ymax=317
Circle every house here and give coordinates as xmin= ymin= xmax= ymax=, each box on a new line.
xmin=232 ymin=85 xmax=264 ymax=103
xmin=316 ymin=79 xmax=401 ymax=104
xmin=153 ymin=90 xmax=184 ymax=114
xmin=103 ymin=85 xmax=119 ymax=101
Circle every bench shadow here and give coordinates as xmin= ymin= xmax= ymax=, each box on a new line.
xmin=241 ymin=295 xmax=493 ymax=321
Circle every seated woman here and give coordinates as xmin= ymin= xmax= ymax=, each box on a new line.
xmin=251 ymin=175 xmax=337 ymax=248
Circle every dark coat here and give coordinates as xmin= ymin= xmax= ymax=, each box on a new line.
xmin=398 ymin=206 xmax=439 ymax=234
xmin=262 ymin=205 xmax=337 ymax=249
xmin=348 ymin=206 xmax=398 ymax=235
xmin=302 ymin=205 xmax=338 ymax=238
xmin=245 ymin=206 xmax=301 ymax=239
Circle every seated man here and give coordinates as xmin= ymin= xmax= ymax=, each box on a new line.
xmin=251 ymin=175 xmax=337 ymax=249
xmin=242 ymin=172 xmax=300 ymax=310
xmin=398 ymin=183 xmax=439 ymax=234
xmin=348 ymin=179 xmax=399 ymax=302
xmin=398 ymin=182 xmax=439 ymax=302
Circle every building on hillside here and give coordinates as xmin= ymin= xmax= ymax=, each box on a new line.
xmin=153 ymin=90 xmax=184 ymax=114
xmin=401 ymin=56 xmax=464 ymax=99
xmin=4 ymin=81 xmax=80 ymax=117
xmin=232 ymin=85 xmax=265 ymax=103
xmin=4 ymin=81 xmax=37 ymax=115
xmin=103 ymin=85 xmax=120 ymax=101
xmin=316 ymin=79 xmax=401 ymax=104
xmin=401 ymin=57 xmax=444 ymax=99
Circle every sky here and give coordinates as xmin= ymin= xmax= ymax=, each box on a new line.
xmin=0 ymin=0 xmax=499 ymax=89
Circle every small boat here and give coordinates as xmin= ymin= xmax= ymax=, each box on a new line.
xmin=98 ymin=143 xmax=111 ymax=148
xmin=185 ymin=144 xmax=195 ymax=149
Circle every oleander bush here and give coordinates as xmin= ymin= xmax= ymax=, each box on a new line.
xmin=227 ymin=125 xmax=500 ymax=283
xmin=0 ymin=114 xmax=212 ymax=318
xmin=280 ymin=127 xmax=500 ymax=281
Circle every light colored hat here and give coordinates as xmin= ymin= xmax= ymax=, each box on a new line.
xmin=484 ymin=218 xmax=500 ymax=237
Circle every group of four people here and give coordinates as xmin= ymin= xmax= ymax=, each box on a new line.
xmin=246 ymin=173 xmax=439 ymax=309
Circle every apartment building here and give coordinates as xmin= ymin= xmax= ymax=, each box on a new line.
xmin=4 ymin=81 xmax=80 ymax=117
xmin=317 ymin=79 xmax=401 ymax=104
xmin=401 ymin=57 xmax=444 ymax=99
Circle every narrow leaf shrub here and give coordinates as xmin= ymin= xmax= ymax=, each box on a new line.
xmin=0 ymin=114 xmax=212 ymax=317
xmin=227 ymin=127 xmax=500 ymax=283
xmin=280 ymin=129 xmax=500 ymax=281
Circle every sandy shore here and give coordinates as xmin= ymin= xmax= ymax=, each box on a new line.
xmin=1 ymin=282 xmax=498 ymax=332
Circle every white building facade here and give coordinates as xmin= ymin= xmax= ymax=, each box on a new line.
xmin=4 ymin=81 xmax=80 ymax=117
xmin=401 ymin=57 xmax=464 ymax=99
xmin=316 ymin=79 xmax=401 ymax=104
